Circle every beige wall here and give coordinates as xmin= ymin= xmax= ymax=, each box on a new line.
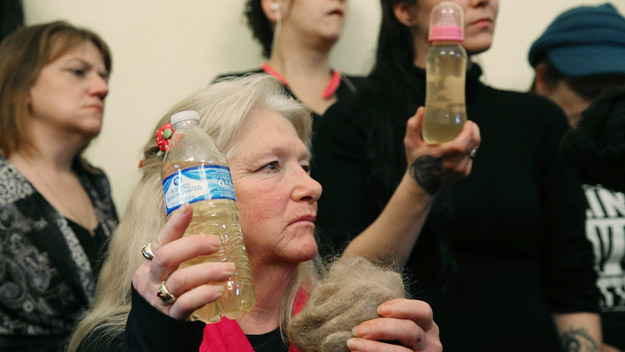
xmin=22 ymin=0 xmax=624 ymax=214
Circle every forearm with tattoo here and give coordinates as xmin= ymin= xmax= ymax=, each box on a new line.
xmin=560 ymin=328 xmax=599 ymax=352
xmin=409 ymin=155 xmax=443 ymax=196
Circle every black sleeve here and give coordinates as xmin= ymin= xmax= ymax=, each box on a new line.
xmin=537 ymin=109 xmax=601 ymax=313
xmin=311 ymin=103 xmax=382 ymax=258
xmin=126 ymin=284 xmax=205 ymax=352
xmin=76 ymin=285 xmax=205 ymax=352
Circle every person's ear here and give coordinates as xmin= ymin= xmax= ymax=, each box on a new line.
xmin=393 ymin=1 xmax=418 ymax=27
xmin=261 ymin=0 xmax=282 ymax=23
xmin=23 ymin=87 xmax=32 ymax=106
xmin=533 ymin=63 xmax=549 ymax=96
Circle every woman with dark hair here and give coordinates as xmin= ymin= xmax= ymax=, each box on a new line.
xmin=0 ymin=21 xmax=118 ymax=352
xmin=311 ymin=0 xmax=601 ymax=350
xmin=219 ymin=0 xmax=364 ymax=121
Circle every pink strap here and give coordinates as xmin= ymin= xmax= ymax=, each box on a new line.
xmin=261 ymin=62 xmax=341 ymax=100
xmin=322 ymin=70 xmax=342 ymax=99
xmin=261 ymin=62 xmax=289 ymax=86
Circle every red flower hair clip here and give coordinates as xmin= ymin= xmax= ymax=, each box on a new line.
xmin=138 ymin=122 xmax=175 ymax=168
xmin=156 ymin=122 xmax=174 ymax=159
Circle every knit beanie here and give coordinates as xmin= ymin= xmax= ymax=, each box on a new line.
xmin=528 ymin=3 xmax=625 ymax=77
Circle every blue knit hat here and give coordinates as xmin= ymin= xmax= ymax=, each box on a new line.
xmin=528 ymin=3 xmax=625 ymax=77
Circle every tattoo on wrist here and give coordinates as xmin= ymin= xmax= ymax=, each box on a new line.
xmin=409 ymin=155 xmax=443 ymax=196
xmin=560 ymin=328 xmax=598 ymax=352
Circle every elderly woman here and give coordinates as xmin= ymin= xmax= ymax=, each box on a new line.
xmin=69 ymin=75 xmax=441 ymax=352
xmin=0 ymin=21 xmax=118 ymax=352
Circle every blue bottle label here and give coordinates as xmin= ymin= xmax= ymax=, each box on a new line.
xmin=162 ymin=165 xmax=236 ymax=215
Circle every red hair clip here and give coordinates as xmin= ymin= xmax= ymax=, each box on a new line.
xmin=139 ymin=122 xmax=175 ymax=168
xmin=156 ymin=122 xmax=174 ymax=159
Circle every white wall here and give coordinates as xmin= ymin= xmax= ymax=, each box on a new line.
xmin=22 ymin=0 xmax=625 ymax=214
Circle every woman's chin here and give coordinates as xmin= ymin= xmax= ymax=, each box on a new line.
xmin=463 ymin=37 xmax=493 ymax=56
xmin=289 ymin=241 xmax=319 ymax=263
xmin=73 ymin=121 xmax=103 ymax=141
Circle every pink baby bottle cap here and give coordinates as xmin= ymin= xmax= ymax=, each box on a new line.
xmin=429 ymin=1 xmax=464 ymax=42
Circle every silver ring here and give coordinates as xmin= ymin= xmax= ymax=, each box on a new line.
xmin=157 ymin=281 xmax=177 ymax=304
xmin=469 ymin=149 xmax=477 ymax=159
xmin=141 ymin=243 xmax=154 ymax=260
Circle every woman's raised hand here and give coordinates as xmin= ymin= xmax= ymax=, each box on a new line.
xmin=347 ymin=298 xmax=442 ymax=352
xmin=132 ymin=204 xmax=234 ymax=320
xmin=404 ymin=107 xmax=481 ymax=196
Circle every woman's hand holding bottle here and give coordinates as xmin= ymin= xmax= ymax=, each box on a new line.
xmin=404 ymin=107 xmax=481 ymax=196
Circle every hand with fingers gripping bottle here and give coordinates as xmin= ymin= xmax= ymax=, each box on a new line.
xmin=133 ymin=204 xmax=236 ymax=321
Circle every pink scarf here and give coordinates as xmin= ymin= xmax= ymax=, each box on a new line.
xmin=199 ymin=289 xmax=309 ymax=352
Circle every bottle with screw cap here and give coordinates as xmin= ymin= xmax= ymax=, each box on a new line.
xmin=161 ymin=110 xmax=255 ymax=323
xmin=422 ymin=1 xmax=468 ymax=144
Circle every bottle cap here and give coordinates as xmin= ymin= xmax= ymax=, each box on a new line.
xmin=170 ymin=110 xmax=200 ymax=125
xmin=428 ymin=1 xmax=464 ymax=42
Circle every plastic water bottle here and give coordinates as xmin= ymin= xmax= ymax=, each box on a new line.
xmin=161 ymin=110 xmax=255 ymax=323
xmin=423 ymin=1 xmax=467 ymax=144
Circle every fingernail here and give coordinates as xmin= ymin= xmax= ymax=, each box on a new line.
xmin=346 ymin=338 xmax=363 ymax=350
xmin=175 ymin=203 xmax=190 ymax=219
xmin=224 ymin=263 xmax=235 ymax=275
xmin=181 ymin=203 xmax=191 ymax=214
xmin=377 ymin=304 xmax=391 ymax=316
xmin=207 ymin=235 xmax=220 ymax=246
xmin=352 ymin=325 xmax=369 ymax=337
xmin=214 ymin=285 xmax=225 ymax=295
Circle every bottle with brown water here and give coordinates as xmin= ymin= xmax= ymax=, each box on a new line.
xmin=423 ymin=1 xmax=467 ymax=144
xmin=161 ymin=110 xmax=255 ymax=323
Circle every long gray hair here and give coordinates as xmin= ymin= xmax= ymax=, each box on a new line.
xmin=69 ymin=74 xmax=319 ymax=351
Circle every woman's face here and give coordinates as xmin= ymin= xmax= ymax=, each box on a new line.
xmin=411 ymin=0 xmax=498 ymax=55
xmin=29 ymin=41 xmax=109 ymax=140
xmin=280 ymin=0 xmax=348 ymax=45
xmin=229 ymin=108 xmax=322 ymax=266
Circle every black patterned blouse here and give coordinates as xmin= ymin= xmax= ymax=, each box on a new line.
xmin=0 ymin=155 xmax=118 ymax=352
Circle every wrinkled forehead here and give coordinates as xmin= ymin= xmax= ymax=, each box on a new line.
xmin=229 ymin=107 xmax=310 ymax=157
